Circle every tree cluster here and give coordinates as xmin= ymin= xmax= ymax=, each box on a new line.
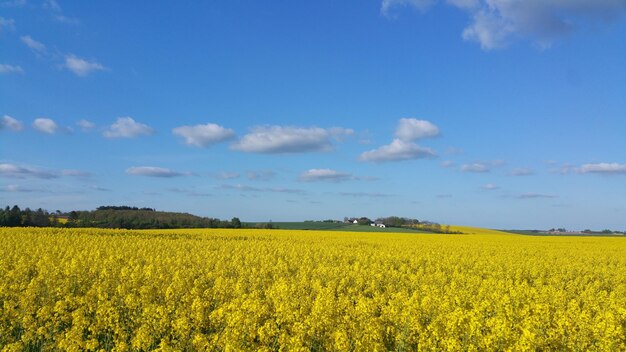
xmin=1 ymin=205 xmax=242 ymax=230
xmin=0 ymin=206 xmax=59 ymax=227
xmin=375 ymin=216 xmax=420 ymax=227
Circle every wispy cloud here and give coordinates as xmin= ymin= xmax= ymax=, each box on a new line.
xmin=172 ymin=123 xmax=235 ymax=147
xmin=509 ymin=168 xmax=534 ymax=176
xmin=445 ymin=147 xmax=463 ymax=155
xmin=0 ymin=163 xmax=59 ymax=179
xmin=441 ymin=160 xmax=455 ymax=168
xmin=518 ymin=193 xmax=558 ymax=199
xmin=64 ymin=54 xmax=105 ymax=76
xmin=231 ymin=126 xmax=352 ymax=154
xmin=578 ymin=163 xmax=626 ymax=175
xmin=482 ymin=183 xmax=499 ymax=190
xmin=299 ymin=169 xmax=354 ymax=182
xmin=126 ymin=166 xmax=187 ymax=178
xmin=43 ymin=0 xmax=79 ymax=24
xmin=1 ymin=184 xmax=49 ymax=193
xmin=0 ymin=64 xmax=23 ymax=74
xmin=61 ymin=169 xmax=91 ymax=178
xmin=1 ymin=0 xmax=27 ymax=8
xmin=32 ymin=118 xmax=58 ymax=134
xmin=0 ymin=163 xmax=90 ymax=180
xmin=76 ymin=119 xmax=95 ymax=131
xmin=246 ymin=170 xmax=276 ymax=181
xmin=103 ymin=117 xmax=154 ymax=138
xmin=0 ymin=17 xmax=16 ymax=32
xmin=1 ymin=115 xmax=23 ymax=131
xmin=548 ymin=162 xmax=576 ymax=175
xmin=381 ymin=0 xmax=434 ymax=17
xmin=212 ymin=171 xmax=240 ymax=180
xmin=460 ymin=163 xmax=490 ymax=173
xmin=169 ymin=187 xmax=212 ymax=197
xmin=220 ymin=184 xmax=305 ymax=194
xmin=339 ymin=191 xmax=393 ymax=198
xmin=21 ymin=35 xmax=46 ymax=54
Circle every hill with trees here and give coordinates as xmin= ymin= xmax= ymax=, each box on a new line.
xmin=0 ymin=205 xmax=241 ymax=230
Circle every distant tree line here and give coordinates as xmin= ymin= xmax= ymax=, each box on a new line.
xmin=96 ymin=205 xmax=155 ymax=211
xmin=0 ymin=206 xmax=59 ymax=227
xmin=1 ymin=205 xmax=242 ymax=230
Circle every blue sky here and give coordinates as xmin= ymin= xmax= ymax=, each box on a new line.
xmin=1 ymin=0 xmax=625 ymax=229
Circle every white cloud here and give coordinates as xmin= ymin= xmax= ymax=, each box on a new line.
xmin=441 ymin=160 xmax=455 ymax=168
xmin=482 ymin=183 xmax=499 ymax=190
xmin=32 ymin=118 xmax=58 ymax=134
xmin=395 ymin=118 xmax=440 ymax=141
xmin=77 ymin=119 xmax=95 ymax=131
xmin=360 ymin=118 xmax=439 ymax=163
xmin=20 ymin=35 xmax=46 ymax=54
xmin=299 ymin=169 xmax=354 ymax=182
xmin=126 ymin=166 xmax=185 ymax=178
xmin=0 ymin=163 xmax=58 ymax=179
xmin=64 ymin=54 xmax=105 ymax=76
xmin=172 ymin=123 xmax=235 ymax=147
xmin=384 ymin=0 xmax=626 ymax=49
xmin=1 ymin=115 xmax=23 ymax=131
xmin=509 ymin=168 xmax=534 ymax=176
xmin=232 ymin=126 xmax=351 ymax=154
xmin=460 ymin=163 xmax=490 ymax=173
xmin=0 ymin=64 xmax=23 ymax=74
xmin=103 ymin=117 xmax=154 ymax=138
xmin=359 ymin=138 xmax=436 ymax=163
xmin=578 ymin=163 xmax=626 ymax=175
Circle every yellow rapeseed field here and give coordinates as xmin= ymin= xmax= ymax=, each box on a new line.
xmin=1 ymin=227 xmax=625 ymax=351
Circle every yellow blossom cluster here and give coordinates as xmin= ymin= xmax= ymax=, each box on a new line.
xmin=1 ymin=227 xmax=625 ymax=351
